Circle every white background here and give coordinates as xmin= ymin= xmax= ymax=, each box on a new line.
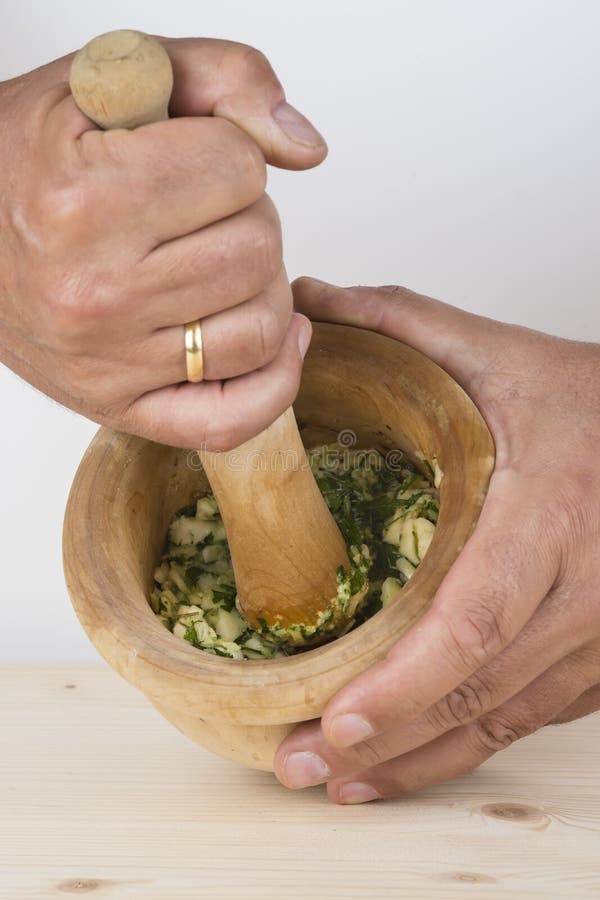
xmin=1 ymin=0 xmax=599 ymax=660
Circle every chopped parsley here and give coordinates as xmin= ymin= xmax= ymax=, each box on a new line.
xmin=150 ymin=445 xmax=440 ymax=658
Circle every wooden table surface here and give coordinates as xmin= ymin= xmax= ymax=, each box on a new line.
xmin=1 ymin=664 xmax=599 ymax=899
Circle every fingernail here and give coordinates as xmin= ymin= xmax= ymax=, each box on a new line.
xmin=273 ymin=100 xmax=326 ymax=148
xmin=329 ymin=713 xmax=374 ymax=748
xmin=339 ymin=782 xmax=381 ymax=805
xmin=282 ymin=751 xmax=331 ymax=788
xmin=297 ymin=319 xmax=312 ymax=359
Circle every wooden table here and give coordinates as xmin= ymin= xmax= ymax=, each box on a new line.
xmin=1 ymin=664 xmax=598 ymax=899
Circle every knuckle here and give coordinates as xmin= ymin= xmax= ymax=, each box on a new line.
xmin=376 ymin=284 xmax=424 ymax=310
xmin=254 ymin=298 xmax=286 ymax=366
xmin=470 ymin=711 xmax=532 ymax=755
xmin=551 ymin=482 xmax=597 ymax=547
xmin=232 ymin=43 xmax=278 ymax=85
xmin=377 ymin=284 xmax=412 ymax=299
xmin=36 ymin=182 xmax=90 ymax=236
xmin=252 ymin=197 xmax=283 ymax=284
xmin=347 ymin=738 xmax=387 ymax=770
xmin=41 ymin=275 xmax=112 ymax=350
xmin=442 ymin=596 xmax=510 ymax=672
xmin=575 ymin=643 xmax=600 ymax=674
xmin=429 ymin=676 xmax=492 ymax=730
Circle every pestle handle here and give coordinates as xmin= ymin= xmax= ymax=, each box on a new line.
xmin=70 ymin=30 xmax=173 ymax=129
xmin=70 ymin=30 xmax=350 ymax=633
xmin=201 ymin=408 xmax=351 ymax=630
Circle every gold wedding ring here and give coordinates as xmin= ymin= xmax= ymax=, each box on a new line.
xmin=184 ymin=320 xmax=204 ymax=383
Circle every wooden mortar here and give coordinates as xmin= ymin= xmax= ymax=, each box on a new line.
xmin=63 ymin=323 xmax=495 ymax=771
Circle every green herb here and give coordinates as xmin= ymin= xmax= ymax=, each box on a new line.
xmin=183 ymin=625 xmax=197 ymax=646
xmin=349 ymin=568 xmax=366 ymax=595
xmin=256 ymin=617 xmax=270 ymax=635
xmin=336 ymin=513 xmax=363 ymax=547
xmin=184 ymin=566 xmax=204 ymax=589
xmin=369 ymin=541 xmax=400 ymax=581
xmin=423 ymin=459 xmax=435 ymax=480
xmin=213 ymin=583 xmax=236 ymax=600
xmin=212 ymin=584 xmax=237 ymax=612
xmin=152 ymin=444 xmax=440 ymax=657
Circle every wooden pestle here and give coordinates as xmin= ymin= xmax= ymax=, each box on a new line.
xmin=70 ymin=30 xmax=351 ymax=633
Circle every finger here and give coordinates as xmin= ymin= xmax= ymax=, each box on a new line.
xmin=291 ymin=277 xmax=570 ymax=408
xmin=140 ymin=195 xmax=283 ymax=330
xmin=274 ymin=585 xmax=584 ymax=788
xmin=164 ymin=38 xmax=327 ymax=170
xmin=121 ymin=312 xmax=311 ymax=450
xmin=37 ymin=38 xmax=326 ymax=170
xmin=317 ymin=472 xmax=559 ymax=750
xmin=43 ymin=95 xmax=266 ymax=253
xmin=32 ymin=193 xmax=283 ymax=346
xmin=75 ymin=115 xmax=267 ymax=249
xmin=327 ymin=644 xmax=600 ymax=803
xmin=292 ymin=278 xmax=495 ymax=389
xmin=145 ymin=268 xmax=293 ymax=386
xmin=550 ymin=683 xmax=600 ymax=724
xmin=371 ymin=584 xmax=584 ymax=756
xmin=30 ymin=273 xmax=290 ymax=413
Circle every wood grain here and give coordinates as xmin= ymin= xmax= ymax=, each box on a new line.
xmin=1 ymin=664 xmax=598 ymax=899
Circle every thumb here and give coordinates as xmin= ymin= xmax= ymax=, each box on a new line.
xmin=164 ymin=38 xmax=327 ymax=170
xmin=292 ymin=277 xmax=522 ymax=395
